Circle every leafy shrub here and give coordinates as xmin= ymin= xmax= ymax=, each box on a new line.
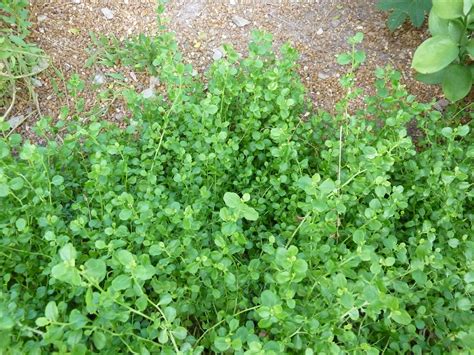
xmin=0 ymin=0 xmax=48 ymax=120
xmin=377 ymin=0 xmax=432 ymax=31
xmin=1 ymin=11 xmax=474 ymax=355
xmin=412 ymin=0 xmax=474 ymax=101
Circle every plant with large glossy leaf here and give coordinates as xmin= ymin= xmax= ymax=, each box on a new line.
xmin=412 ymin=0 xmax=474 ymax=101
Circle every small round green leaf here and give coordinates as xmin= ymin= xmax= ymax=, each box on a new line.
xmin=84 ymin=259 xmax=107 ymax=282
xmin=45 ymin=301 xmax=59 ymax=321
xmin=214 ymin=337 xmax=230 ymax=352
xmin=391 ymin=310 xmax=412 ymax=325
xmin=457 ymin=298 xmax=471 ymax=311
xmin=59 ymin=243 xmax=77 ymax=262
xmin=111 ymin=274 xmax=131 ymax=291
xmin=336 ymin=53 xmax=352 ymax=66
xmin=0 ymin=316 xmax=15 ymax=330
xmin=172 ymin=326 xmax=187 ymax=340
xmin=15 ymin=218 xmax=27 ymax=231
xmin=119 ymin=209 xmax=133 ymax=221
xmin=412 ymin=36 xmax=459 ymax=74
xmin=134 ymin=264 xmax=156 ymax=281
xmin=261 ymin=290 xmax=279 ymax=307
xmin=223 ymin=192 xmax=241 ymax=208
xmin=115 ymin=249 xmax=135 ymax=267
xmin=319 ymin=179 xmax=336 ymax=195
xmin=0 ymin=183 xmax=10 ymax=197
xmin=242 ymin=206 xmax=259 ymax=221
xmin=9 ymin=177 xmax=24 ymax=191
xmin=353 ymin=229 xmax=366 ymax=245
xmin=442 ymin=64 xmax=472 ymax=102
xmin=432 ymin=0 xmax=464 ymax=19
xmin=35 ymin=317 xmax=50 ymax=327
xmin=52 ymin=175 xmax=64 ymax=186
xmin=92 ymin=331 xmax=107 ymax=350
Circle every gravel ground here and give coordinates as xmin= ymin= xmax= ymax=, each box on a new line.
xmin=19 ymin=0 xmax=440 ymax=136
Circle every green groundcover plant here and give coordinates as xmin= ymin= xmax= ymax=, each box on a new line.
xmin=1 ymin=7 xmax=473 ymax=355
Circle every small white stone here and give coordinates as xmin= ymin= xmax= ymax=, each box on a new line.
xmin=8 ymin=115 xmax=25 ymax=130
xmin=37 ymin=15 xmax=47 ymax=22
xmin=212 ymin=48 xmax=223 ymax=61
xmin=316 ymin=28 xmax=324 ymax=35
xmin=142 ymin=88 xmax=155 ymax=99
xmin=232 ymin=15 xmax=250 ymax=27
xmin=318 ymin=72 xmax=330 ymax=80
xmin=101 ymin=8 xmax=114 ymax=20
xmin=31 ymin=78 xmax=43 ymax=87
xmin=93 ymin=73 xmax=106 ymax=85
xmin=72 ymin=0 xmax=80 ymax=3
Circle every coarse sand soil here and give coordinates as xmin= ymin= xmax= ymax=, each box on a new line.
xmin=17 ymin=0 xmax=441 ymax=137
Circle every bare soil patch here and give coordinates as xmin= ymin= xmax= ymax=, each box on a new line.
xmin=21 ymin=0 xmax=440 ymax=136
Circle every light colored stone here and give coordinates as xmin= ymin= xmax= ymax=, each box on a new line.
xmin=318 ymin=72 xmax=330 ymax=80
xmin=8 ymin=115 xmax=25 ymax=130
xmin=141 ymin=88 xmax=155 ymax=99
xmin=93 ymin=73 xmax=106 ymax=85
xmin=101 ymin=8 xmax=114 ymax=20
xmin=31 ymin=78 xmax=43 ymax=87
xmin=37 ymin=15 xmax=47 ymax=22
xmin=212 ymin=48 xmax=223 ymax=60
xmin=316 ymin=28 xmax=323 ymax=35
xmin=232 ymin=15 xmax=250 ymax=27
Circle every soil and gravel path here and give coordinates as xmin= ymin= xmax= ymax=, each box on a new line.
xmin=23 ymin=0 xmax=439 ymax=135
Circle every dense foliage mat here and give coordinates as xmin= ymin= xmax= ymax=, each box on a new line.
xmin=0 ymin=21 xmax=473 ymax=355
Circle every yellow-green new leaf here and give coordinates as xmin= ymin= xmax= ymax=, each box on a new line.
xmin=428 ymin=11 xmax=450 ymax=36
xmin=412 ymin=35 xmax=459 ymax=74
xmin=432 ymin=0 xmax=464 ymax=19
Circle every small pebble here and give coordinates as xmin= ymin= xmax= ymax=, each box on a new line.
xmin=212 ymin=48 xmax=223 ymax=61
xmin=101 ymin=8 xmax=114 ymax=20
xmin=142 ymin=88 xmax=155 ymax=99
xmin=316 ymin=28 xmax=323 ymax=35
xmin=318 ymin=72 xmax=330 ymax=80
xmin=37 ymin=15 xmax=47 ymax=22
xmin=93 ymin=73 xmax=106 ymax=85
xmin=8 ymin=115 xmax=25 ymax=130
xmin=31 ymin=78 xmax=43 ymax=87
xmin=232 ymin=15 xmax=250 ymax=27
